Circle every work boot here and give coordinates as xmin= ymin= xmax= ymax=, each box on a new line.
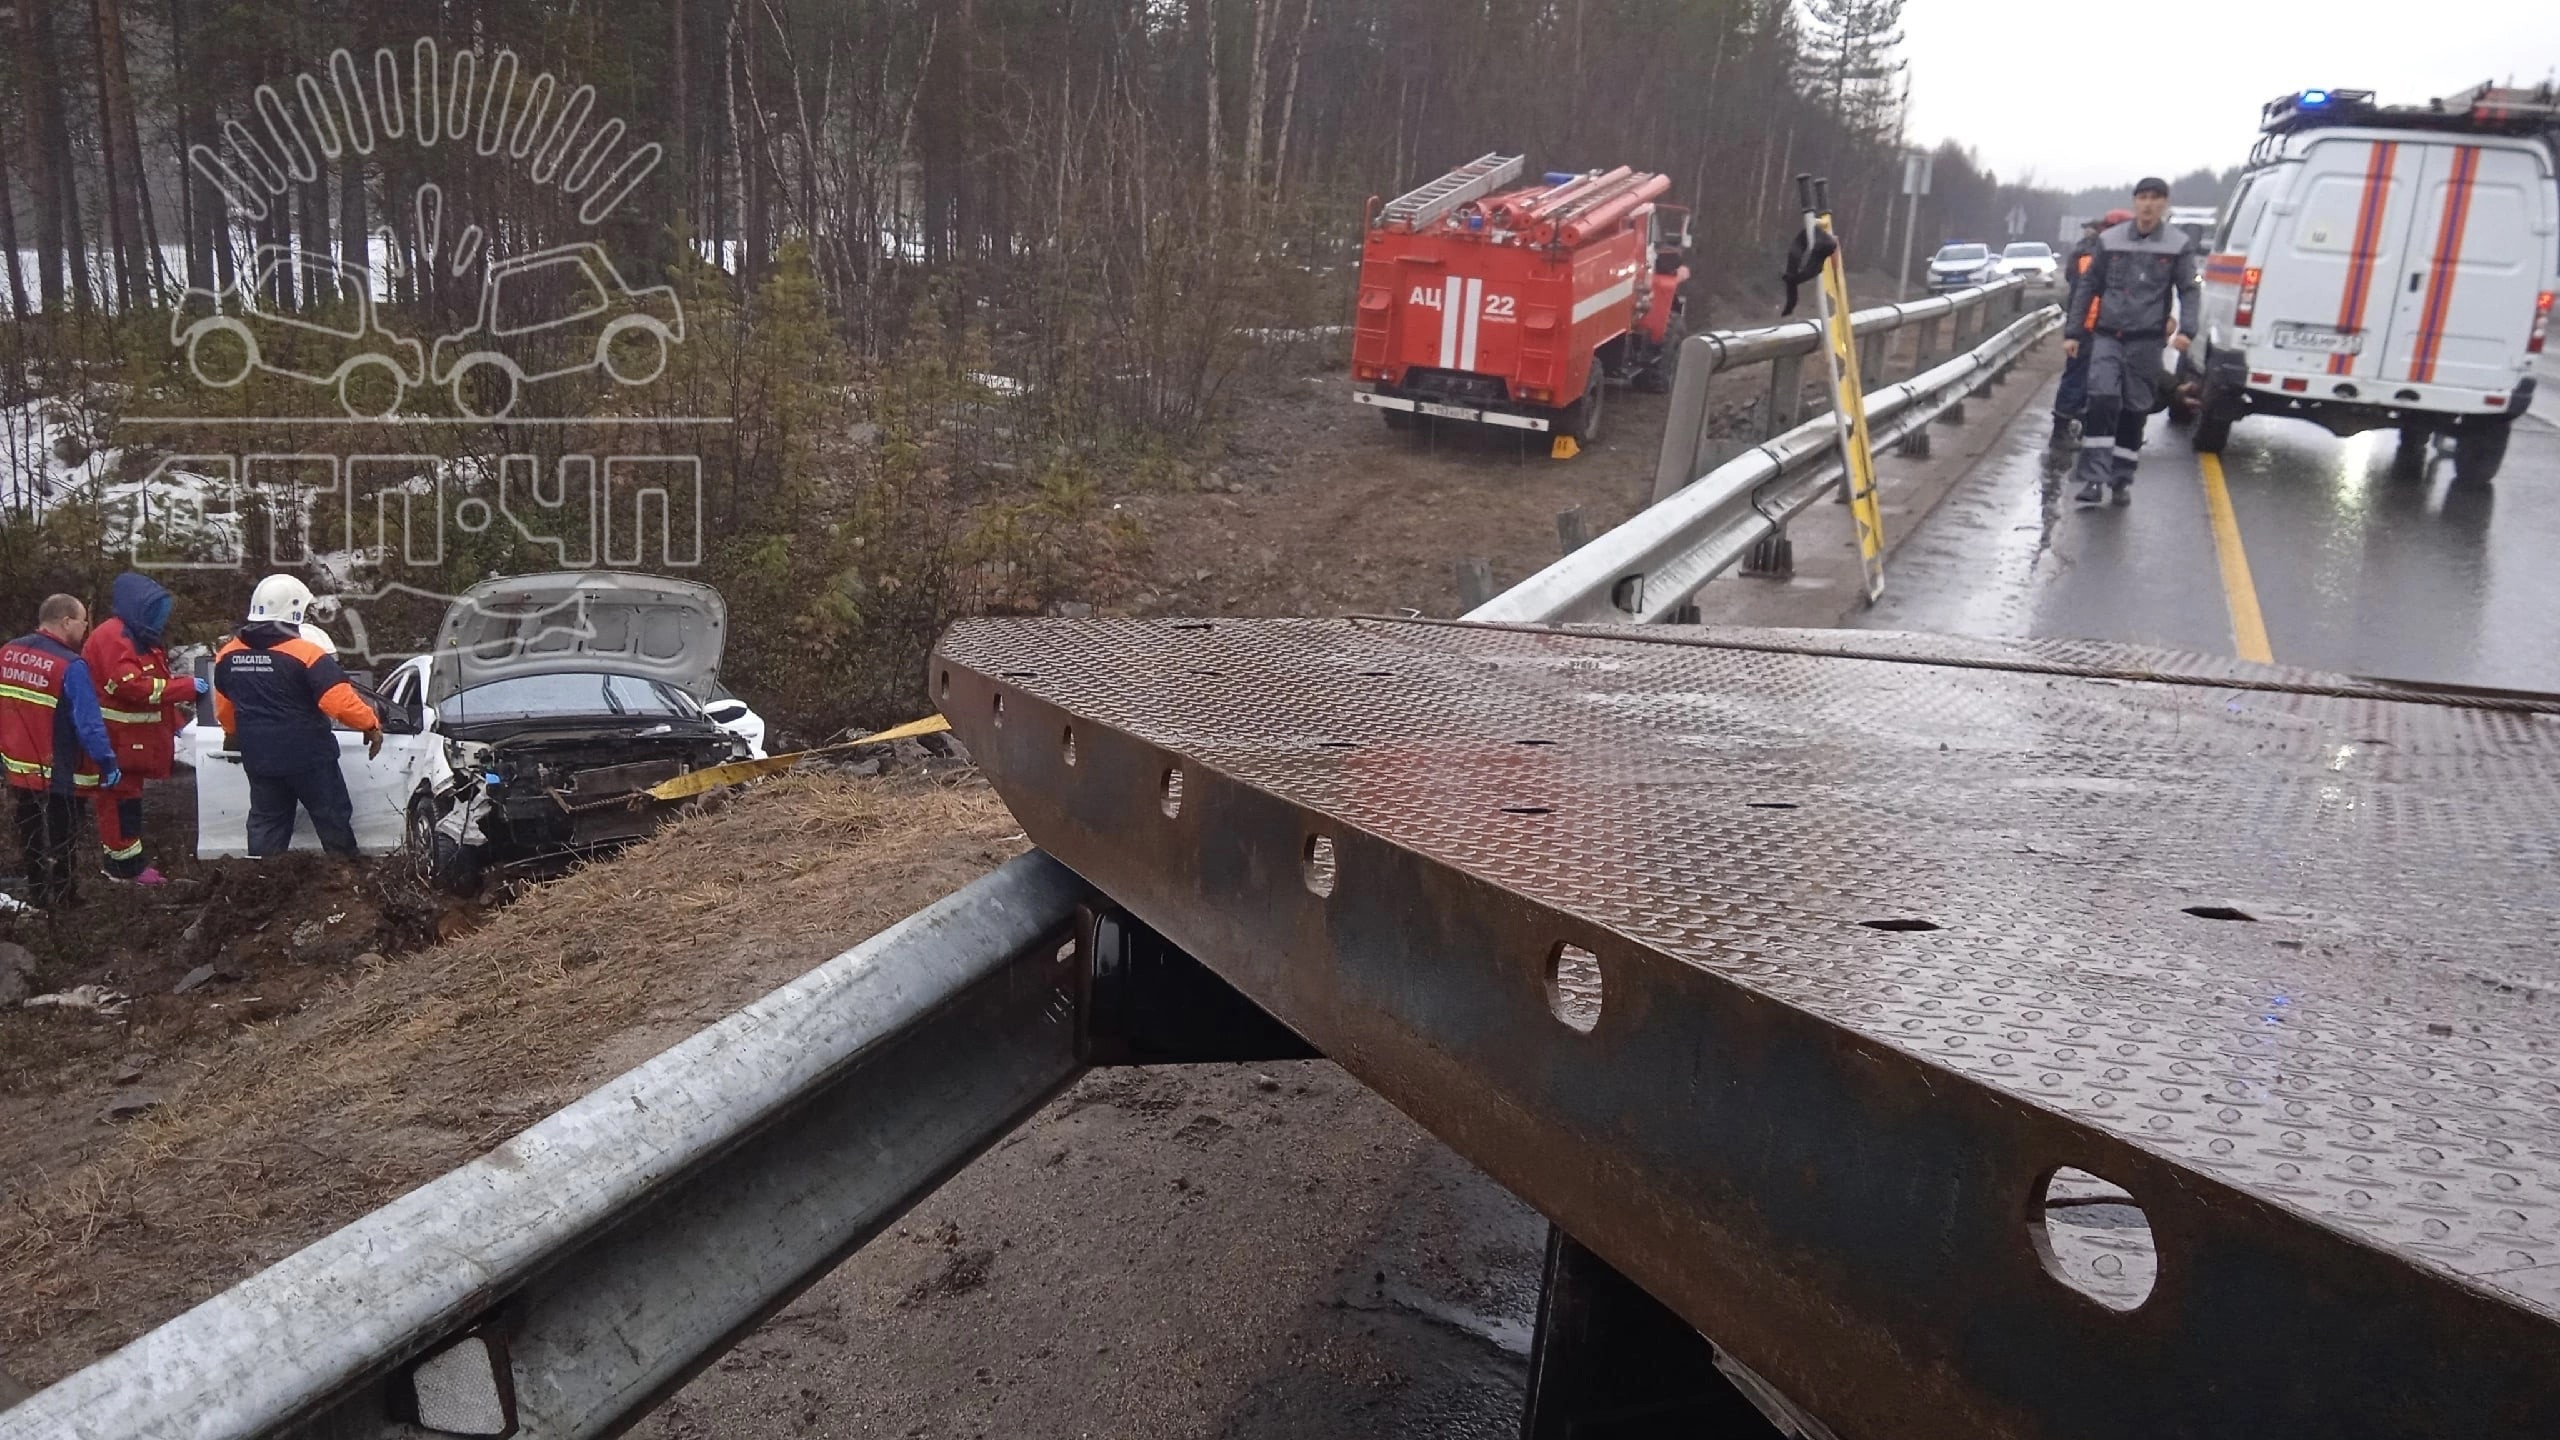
xmin=2048 ymin=415 xmax=2075 ymax=450
xmin=105 ymin=865 xmax=169 ymax=887
xmin=2110 ymin=480 xmax=2132 ymax=505
xmin=2074 ymin=481 xmax=2105 ymax=505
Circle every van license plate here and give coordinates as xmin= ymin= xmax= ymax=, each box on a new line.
xmin=2272 ymin=324 xmax=2362 ymax=354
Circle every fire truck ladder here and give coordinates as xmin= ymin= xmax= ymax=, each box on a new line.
xmin=1380 ymin=153 xmax=1525 ymax=232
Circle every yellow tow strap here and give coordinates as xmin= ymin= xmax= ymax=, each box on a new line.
xmin=643 ymin=714 xmax=953 ymax=802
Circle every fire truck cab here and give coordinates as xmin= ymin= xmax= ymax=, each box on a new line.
xmin=1351 ymin=154 xmax=1691 ymax=447
xmin=2191 ymin=85 xmax=2559 ymax=485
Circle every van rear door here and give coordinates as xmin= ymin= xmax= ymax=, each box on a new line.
xmin=2254 ymin=136 xmax=2424 ymax=380
xmin=2375 ymin=140 xmax=2554 ymax=394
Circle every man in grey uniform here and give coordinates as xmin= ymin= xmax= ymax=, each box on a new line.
xmin=2061 ymin=178 xmax=2203 ymax=504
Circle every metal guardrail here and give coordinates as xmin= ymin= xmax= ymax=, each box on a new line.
xmin=4 ymin=856 xmax=1095 ymax=1440
xmin=1652 ymin=274 xmax=2038 ymax=505
xmin=9 ymin=286 xmax=2058 ymax=1440
xmin=1474 ymin=302 xmax=2061 ymax=626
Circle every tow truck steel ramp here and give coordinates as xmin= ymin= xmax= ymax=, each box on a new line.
xmin=936 ymin=616 xmax=2560 ymax=1440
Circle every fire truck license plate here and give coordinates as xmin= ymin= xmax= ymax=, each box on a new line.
xmin=1417 ymin=401 xmax=1476 ymax=421
xmin=2271 ymin=324 xmax=2362 ymax=355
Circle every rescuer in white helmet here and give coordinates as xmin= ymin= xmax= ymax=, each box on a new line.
xmin=211 ymin=575 xmax=382 ymax=858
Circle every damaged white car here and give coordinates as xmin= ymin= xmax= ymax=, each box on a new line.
xmin=190 ymin=573 xmax=763 ymax=888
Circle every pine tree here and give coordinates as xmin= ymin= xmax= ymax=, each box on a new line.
xmin=1797 ymin=0 xmax=1906 ymax=143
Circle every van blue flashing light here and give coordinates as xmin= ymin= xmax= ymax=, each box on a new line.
xmin=2300 ymin=90 xmax=2330 ymax=107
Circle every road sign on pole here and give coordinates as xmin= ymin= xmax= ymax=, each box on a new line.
xmin=1897 ymin=152 xmax=1930 ymax=301
xmin=2005 ymin=204 xmax=2028 ymax=238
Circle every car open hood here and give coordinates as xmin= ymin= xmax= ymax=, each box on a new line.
xmin=426 ymin=572 xmax=727 ymax=703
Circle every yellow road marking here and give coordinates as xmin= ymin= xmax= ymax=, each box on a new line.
xmin=2197 ymin=452 xmax=2273 ymax=664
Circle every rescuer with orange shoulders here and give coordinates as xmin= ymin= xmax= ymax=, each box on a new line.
xmin=212 ymin=575 xmax=381 ymax=858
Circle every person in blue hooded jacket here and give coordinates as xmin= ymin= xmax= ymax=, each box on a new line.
xmin=83 ymin=574 xmax=201 ymax=885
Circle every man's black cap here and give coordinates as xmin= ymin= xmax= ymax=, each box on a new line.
xmin=2133 ymin=176 xmax=2170 ymax=198
xmin=2081 ymin=217 xmax=2105 ymax=231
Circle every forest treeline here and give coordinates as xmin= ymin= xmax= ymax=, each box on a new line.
xmin=4 ymin=0 xmax=2068 ymax=730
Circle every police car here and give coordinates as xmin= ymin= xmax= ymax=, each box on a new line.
xmin=2188 ymin=85 xmax=2559 ymax=485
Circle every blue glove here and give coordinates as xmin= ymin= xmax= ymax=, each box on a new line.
xmin=102 ymin=767 xmax=123 ymax=789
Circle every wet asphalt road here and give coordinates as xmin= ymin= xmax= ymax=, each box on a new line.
xmin=1866 ymin=370 xmax=2560 ymax=693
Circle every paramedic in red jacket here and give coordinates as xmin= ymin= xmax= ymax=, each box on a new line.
xmin=83 ymin=572 xmax=200 ymax=886
xmin=1 ymin=595 xmax=121 ymax=907
xmin=213 ymin=575 xmax=381 ymax=858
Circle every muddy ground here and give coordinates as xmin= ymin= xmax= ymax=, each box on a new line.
xmin=2 ymin=272 xmax=2049 ymax=1432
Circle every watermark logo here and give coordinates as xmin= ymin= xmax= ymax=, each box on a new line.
xmin=109 ymin=38 xmax=718 ymax=665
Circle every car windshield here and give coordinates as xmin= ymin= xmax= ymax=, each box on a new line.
xmin=442 ymin=672 xmax=704 ymax=723
xmin=2003 ymin=244 xmax=2051 ymax=258
xmin=1935 ymin=245 xmax=1989 ymax=263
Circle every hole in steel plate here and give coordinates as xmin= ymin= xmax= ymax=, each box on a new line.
xmin=1514 ymin=738 xmax=1557 ymax=747
xmin=1315 ymin=740 xmax=1360 ymax=750
xmin=991 ymin=691 xmax=1006 ymax=726
xmin=2031 ymin=1166 xmax=2157 ymax=1311
xmin=1170 ymin=621 xmax=1214 ymax=631
xmin=1160 ymin=766 xmax=1185 ymax=818
xmin=1546 ymin=944 xmax=1603 ymax=1033
xmin=1501 ymin=805 xmax=1553 ymax=815
xmin=938 ymin=669 xmax=951 ymax=698
xmin=2183 ymin=905 xmax=2257 ymax=923
xmin=1356 ymin=669 xmax=1395 ymax=678
xmin=1747 ymin=802 xmax=1800 ymax=810
xmin=1001 ymin=670 xmax=1039 ymax=680
xmin=1190 ymin=669 xmax=1225 ymax=678
xmin=1062 ymin=725 xmax=1078 ymax=767
xmin=1303 ymin=835 xmax=1338 ymax=897
xmin=1860 ymin=917 xmax=1942 ymax=933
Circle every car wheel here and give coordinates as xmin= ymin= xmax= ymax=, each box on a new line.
xmin=188 ymin=320 xmax=256 ymax=388
xmin=2189 ymin=367 xmax=2234 ymax=453
xmin=2391 ymin=424 xmax=2433 ymax=476
xmin=600 ymin=316 xmax=671 ymax=387
xmin=337 ymin=354 xmax=406 ymax=419
xmin=406 ymin=793 xmax=482 ymax=894
xmin=2451 ymin=423 xmax=2509 ymax=487
xmin=450 ymin=355 xmax=521 ymax=419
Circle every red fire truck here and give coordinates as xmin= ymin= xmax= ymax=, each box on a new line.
xmin=1350 ymin=154 xmax=1691 ymax=446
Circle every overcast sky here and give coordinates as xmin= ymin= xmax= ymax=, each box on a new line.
xmin=1899 ymin=2 xmax=2560 ymax=191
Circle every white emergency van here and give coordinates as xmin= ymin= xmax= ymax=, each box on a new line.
xmin=2190 ymin=85 xmax=2558 ymax=484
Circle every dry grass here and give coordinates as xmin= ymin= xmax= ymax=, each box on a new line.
xmin=0 ymin=769 xmax=1024 ymax=1387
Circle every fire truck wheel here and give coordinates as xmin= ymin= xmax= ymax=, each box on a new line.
xmin=1634 ymin=321 xmax=1686 ymax=394
xmin=1570 ymin=371 xmax=1607 ymax=445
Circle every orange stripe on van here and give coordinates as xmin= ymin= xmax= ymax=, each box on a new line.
xmin=2329 ymin=141 xmax=2398 ymax=376
xmin=2411 ymin=147 xmax=2482 ymax=384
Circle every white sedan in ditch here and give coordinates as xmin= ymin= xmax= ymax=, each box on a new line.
xmin=187 ymin=573 xmax=768 ymax=872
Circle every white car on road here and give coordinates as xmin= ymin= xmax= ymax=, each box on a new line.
xmin=1997 ymin=242 xmax=2061 ymax=286
xmin=1926 ymin=243 xmax=1999 ymax=292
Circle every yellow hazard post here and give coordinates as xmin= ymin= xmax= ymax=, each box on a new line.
xmin=1798 ymin=174 xmax=1887 ymax=604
